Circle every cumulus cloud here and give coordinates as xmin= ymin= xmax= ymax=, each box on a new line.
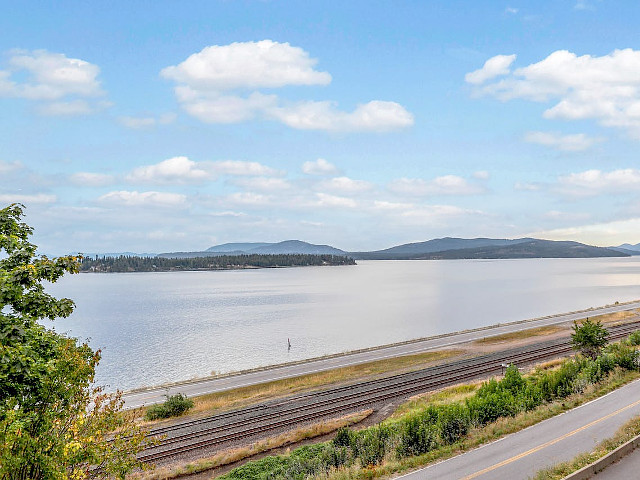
xmin=126 ymin=156 xmax=211 ymax=184
xmin=389 ymin=175 xmax=485 ymax=196
xmin=557 ymin=168 xmax=640 ymax=196
xmin=161 ymin=40 xmax=413 ymax=132
xmin=524 ymin=131 xmax=604 ymax=151
xmin=468 ymin=49 xmax=640 ymax=137
xmin=124 ymin=157 xmax=279 ymax=184
xmin=302 ymin=158 xmax=339 ymax=176
xmin=161 ymin=40 xmax=331 ymax=90
xmin=529 ymin=217 xmax=640 ymax=246
xmin=0 ymin=49 xmax=105 ymax=115
xmin=316 ymin=176 xmax=373 ymax=194
xmin=70 ymin=172 xmax=116 ymax=187
xmin=269 ymin=100 xmax=414 ymax=132
xmin=465 ymin=54 xmax=516 ymax=85
xmin=98 ymin=190 xmax=187 ymax=208
xmin=314 ymin=193 xmax=358 ymax=208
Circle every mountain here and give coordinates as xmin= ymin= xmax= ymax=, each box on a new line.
xmin=159 ymin=240 xmax=348 ymax=258
xmin=248 ymin=240 xmax=346 ymax=255
xmin=351 ymin=238 xmax=628 ymax=260
xmin=205 ymin=242 xmax=272 ymax=253
xmin=351 ymin=237 xmax=531 ymax=259
xmin=615 ymin=243 xmax=640 ymax=252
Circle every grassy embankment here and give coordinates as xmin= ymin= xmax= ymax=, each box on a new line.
xmin=213 ymin=333 xmax=640 ymax=480
xmin=531 ymin=414 xmax=640 ymax=479
xmin=130 ymin=411 xmax=373 ymax=480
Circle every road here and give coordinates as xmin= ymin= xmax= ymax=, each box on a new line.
xmin=122 ymin=301 xmax=640 ymax=409
xmin=397 ymin=379 xmax=640 ymax=480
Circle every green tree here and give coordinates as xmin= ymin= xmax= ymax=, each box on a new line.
xmin=0 ymin=204 xmax=152 ymax=480
xmin=571 ymin=318 xmax=609 ymax=360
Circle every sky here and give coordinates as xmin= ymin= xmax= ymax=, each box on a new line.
xmin=2 ymin=0 xmax=640 ymax=255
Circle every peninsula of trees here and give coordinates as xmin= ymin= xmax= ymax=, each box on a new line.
xmin=80 ymin=254 xmax=356 ymax=273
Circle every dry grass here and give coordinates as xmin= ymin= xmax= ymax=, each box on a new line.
xmin=129 ymin=410 xmax=373 ymax=480
xmin=531 ymin=414 xmax=640 ymax=479
xmin=589 ymin=309 xmax=640 ymax=325
xmin=140 ymin=349 xmax=465 ymax=424
xmin=474 ymin=325 xmax=565 ymax=345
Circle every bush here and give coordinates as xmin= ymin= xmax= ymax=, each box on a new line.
xmin=438 ymin=403 xmax=470 ymax=445
xmin=396 ymin=416 xmax=438 ymax=457
xmin=333 ymin=426 xmax=354 ymax=447
xmin=628 ymin=330 xmax=640 ymax=346
xmin=353 ymin=425 xmax=392 ymax=466
xmin=144 ymin=393 xmax=194 ymax=420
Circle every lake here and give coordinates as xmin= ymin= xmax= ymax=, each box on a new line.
xmin=45 ymin=258 xmax=640 ymax=391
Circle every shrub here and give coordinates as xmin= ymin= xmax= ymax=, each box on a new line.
xmin=396 ymin=416 xmax=438 ymax=457
xmin=144 ymin=393 xmax=194 ymax=420
xmin=628 ymin=330 xmax=640 ymax=346
xmin=353 ymin=425 xmax=393 ymax=466
xmin=438 ymin=403 xmax=470 ymax=445
xmin=333 ymin=426 xmax=354 ymax=447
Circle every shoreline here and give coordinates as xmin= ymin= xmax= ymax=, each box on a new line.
xmin=123 ymin=298 xmax=640 ymax=397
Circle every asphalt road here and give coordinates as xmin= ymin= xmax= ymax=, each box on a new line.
xmin=396 ymin=379 xmax=640 ymax=480
xmin=122 ymin=301 xmax=640 ymax=409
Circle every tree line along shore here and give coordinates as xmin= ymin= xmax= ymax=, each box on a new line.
xmin=80 ymin=254 xmax=356 ymax=272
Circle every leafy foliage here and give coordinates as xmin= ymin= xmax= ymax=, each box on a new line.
xmin=144 ymin=393 xmax=194 ymax=420
xmin=0 ymin=204 xmax=153 ymax=480
xmin=571 ymin=319 xmax=610 ymax=360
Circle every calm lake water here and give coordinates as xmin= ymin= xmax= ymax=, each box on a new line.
xmin=45 ymin=258 xmax=640 ymax=391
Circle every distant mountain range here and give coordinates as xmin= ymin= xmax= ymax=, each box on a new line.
xmin=158 ymin=240 xmax=347 ymax=259
xmin=155 ymin=237 xmax=631 ymax=260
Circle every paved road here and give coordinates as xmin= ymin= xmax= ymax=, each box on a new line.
xmin=397 ymin=379 xmax=640 ymax=480
xmin=122 ymin=301 xmax=640 ymax=409
xmin=590 ymin=444 xmax=640 ymax=479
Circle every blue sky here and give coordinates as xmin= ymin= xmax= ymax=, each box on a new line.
xmin=2 ymin=0 xmax=640 ymax=254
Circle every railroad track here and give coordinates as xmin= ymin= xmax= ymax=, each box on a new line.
xmin=139 ymin=321 xmax=640 ymax=463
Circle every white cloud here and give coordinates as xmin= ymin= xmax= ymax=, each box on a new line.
xmin=70 ymin=172 xmax=115 ymax=187
xmin=314 ymin=193 xmax=357 ymax=208
xmin=389 ymin=175 xmax=485 ymax=196
xmin=317 ymin=176 xmax=373 ymax=194
xmin=119 ymin=113 xmax=176 ymax=129
xmin=176 ymin=89 xmax=277 ymax=123
xmin=126 ymin=156 xmax=211 ymax=184
xmin=226 ymin=192 xmax=272 ymax=206
xmin=505 ymin=7 xmax=519 ymax=14
xmin=161 ymin=40 xmax=413 ymax=132
xmin=465 ymin=54 xmax=516 ymax=85
xmin=0 ymin=193 xmax=56 ymax=204
xmin=524 ymin=131 xmax=604 ymax=151
xmin=161 ymin=40 xmax=331 ymax=90
xmin=473 ymin=170 xmax=490 ymax=180
xmin=557 ymin=168 xmax=640 ymax=196
xmin=302 ymin=158 xmax=339 ymax=176
xmin=98 ymin=190 xmax=187 ymax=208
xmin=0 ymin=49 xmax=105 ymax=115
xmin=269 ymin=100 xmax=414 ymax=132
xmin=469 ymin=49 xmax=640 ymax=137
xmin=210 ymin=160 xmax=279 ymax=177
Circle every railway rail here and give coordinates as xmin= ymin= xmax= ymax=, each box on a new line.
xmin=139 ymin=320 xmax=640 ymax=463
